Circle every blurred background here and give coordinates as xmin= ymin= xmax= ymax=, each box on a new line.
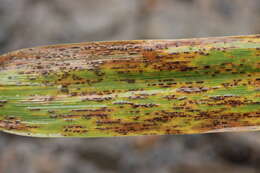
xmin=0 ymin=0 xmax=260 ymax=173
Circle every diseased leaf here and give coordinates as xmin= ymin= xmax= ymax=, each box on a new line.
xmin=0 ymin=35 xmax=259 ymax=137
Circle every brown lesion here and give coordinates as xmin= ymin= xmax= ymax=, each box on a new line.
xmin=0 ymin=53 xmax=13 ymax=68
xmin=254 ymin=78 xmax=260 ymax=87
xmin=194 ymin=111 xmax=260 ymax=133
xmin=176 ymin=86 xmax=210 ymax=94
xmin=0 ymin=100 xmax=7 ymax=107
xmin=207 ymin=95 xmax=255 ymax=107
xmin=113 ymin=121 xmax=158 ymax=136
xmin=49 ymin=107 xmax=114 ymax=120
xmin=81 ymin=95 xmax=113 ymax=102
xmin=62 ymin=125 xmax=88 ymax=135
xmin=84 ymin=113 xmax=109 ymax=120
xmin=0 ymin=116 xmax=38 ymax=131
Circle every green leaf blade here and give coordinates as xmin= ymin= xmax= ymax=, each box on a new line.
xmin=0 ymin=35 xmax=259 ymax=137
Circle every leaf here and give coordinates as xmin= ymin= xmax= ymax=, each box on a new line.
xmin=0 ymin=35 xmax=259 ymax=137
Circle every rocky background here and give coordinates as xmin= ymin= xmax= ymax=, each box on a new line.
xmin=0 ymin=0 xmax=260 ymax=173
